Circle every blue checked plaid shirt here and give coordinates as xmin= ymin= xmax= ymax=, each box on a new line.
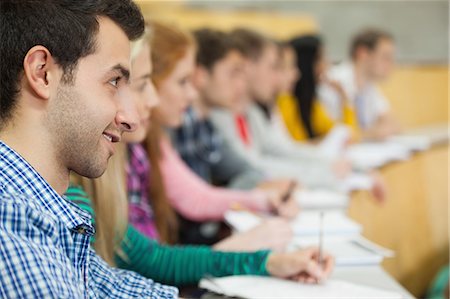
xmin=171 ymin=106 xmax=222 ymax=183
xmin=0 ymin=141 xmax=178 ymax=299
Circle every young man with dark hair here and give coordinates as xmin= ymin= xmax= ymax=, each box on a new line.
xmin=320 ymin=28 xmax=399 ymax=140
xmin=173 ymin=29 xmax=265 ymax=189
xmin=0 ymin=1 xmax=177 ymax=297
xmin=171 ymin=28 xmax=297 ymax=245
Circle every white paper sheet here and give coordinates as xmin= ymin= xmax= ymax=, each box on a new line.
xmin=291 ymin=235 xmax=395 ymax=266
xmin=347 ymin=142 xmax=411 ymax=170
xmin=294 ymin=189 xmax=349 ymax=209
xmin=224 ymin=210 xmax=362 ymax=237
xmin=199 ymin=276 xmax=403 ymax=299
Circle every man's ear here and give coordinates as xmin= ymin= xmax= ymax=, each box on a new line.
xmin=192 ymin=65 xmax=209 ymax=89
xmin=355 ymin=47 xmax=370 ymax=62
xmin=23 ymin=45 xmax=60 ymax=100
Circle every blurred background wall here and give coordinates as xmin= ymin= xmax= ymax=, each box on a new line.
xmin=137 ymin=0 xmax=449 ymax=130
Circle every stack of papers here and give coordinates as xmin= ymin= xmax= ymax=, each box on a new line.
xmin=347 ymin=143 xmax=410 ymax=170
xmin=339 ymin=172 xmax=374 ymax=193
xmin=224 ymin=210 xmax=362 ymax=238
xmin=291 ymin=235 xmax=395 ymax=266
xmin=290 ymin=211 xmax=362 ymax=237
xmin=294 ymin=189 xmax=349 ymax=209
xmin=200 ymin=276 xmax=403 ymax=299
xmin=386 ymin=135 xmax=431 ymax=152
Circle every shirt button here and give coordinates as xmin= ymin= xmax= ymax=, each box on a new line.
xmin=77 ymin=227 xmax=86 ymax=235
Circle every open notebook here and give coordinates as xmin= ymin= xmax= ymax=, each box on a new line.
xmin=199 ymin=276 xmax=403 ymax=299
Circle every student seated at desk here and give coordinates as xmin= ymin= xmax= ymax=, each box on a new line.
xmin=0 ymin=1 xmax=178 ymax=298
xmin=277 ymin=35 xmax=357 ymax=142
xmin=319 ymin=28 xmax=400 ymax=140
xmin=171 ymin=29 xmax=281 ymax=191
xmin=171 ymin=29 xmax=300 ymax=243
xmin=209 ymin=28 xmax=350 ymax=190
xmin=66 ymin=24 xmax=334 ymax=288
xmin=148 ymin=21 xmax=299 ymax=246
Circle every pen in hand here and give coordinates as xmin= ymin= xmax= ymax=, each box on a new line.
xmin=281 ymin=180 xmax=297 ymax=203
xmin=317 ymin=211 xmax=325 ymax=284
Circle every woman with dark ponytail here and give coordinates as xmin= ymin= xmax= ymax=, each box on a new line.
xmin=278 ymin=35 xmax=357 ymax=141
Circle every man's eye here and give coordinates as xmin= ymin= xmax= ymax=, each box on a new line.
xmin=109 ymin=76 xmax=121 ymax=87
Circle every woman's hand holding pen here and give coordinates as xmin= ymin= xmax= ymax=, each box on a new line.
xmin=266 ymin=247 xmax=335 ymax=284
xmin=268 ymin=180 xmax=300 ymax=219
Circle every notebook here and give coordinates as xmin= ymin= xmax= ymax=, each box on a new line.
xmin=199 ymin=276 xmax=403 ymax=299
xmin=224 ymin=210 xmax=362 ymax=238
xmin=291 ymin=235 xmax=395 ymax=266
xmin=347 ymin=143 xmax=410 ymax=170
xmin=386 ymin=135 xmax=431 ymax=152
xmin=339 ymin=172 xmax=374 ymax=193
xmin=290 ymin=211 xmax=362 ymax=237
xmin=294 ymin=189 xmax=349 ymax=209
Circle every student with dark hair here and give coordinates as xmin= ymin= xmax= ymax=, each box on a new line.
xmin=278 ymin=35 xmax=357 ymax=141
xmin=0 ymin=0 xmax=178 ymax=298
xmin=173 ymin=29 xmax=265 ymax=189
xmin=320 ymin=28 xmax=400 ymax=140
xmin=172 ymin=28 xmax=298 ymax=244
xmin=210 ymin=28 xmax=350 ymax=190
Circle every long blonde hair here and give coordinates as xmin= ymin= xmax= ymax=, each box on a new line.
xmin=70 ymin=143 xmax=128 ymax=265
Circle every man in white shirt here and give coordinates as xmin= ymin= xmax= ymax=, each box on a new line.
xmin=320 ymin=28 xmax=400 ymax=140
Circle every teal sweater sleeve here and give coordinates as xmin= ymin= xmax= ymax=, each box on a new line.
xmin=65 ymin=185 xmax=271 ymax=287
xmin=117 ymin=224 xmax=270 ymax=287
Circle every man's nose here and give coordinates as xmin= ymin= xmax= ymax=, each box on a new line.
xmin=115 ymin=86 xmax=138 ymax=133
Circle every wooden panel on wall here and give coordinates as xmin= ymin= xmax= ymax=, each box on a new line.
xmin=348 ymin=144 xmax=449 ymax=297
xmin=379 ymin=66 xmax=448 ymax=129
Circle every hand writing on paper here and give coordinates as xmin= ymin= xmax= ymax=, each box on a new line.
xmin=266 ymin=247 xmax=334 ymax=284
xmin=259 ymin=180 xmax=300 ymax=219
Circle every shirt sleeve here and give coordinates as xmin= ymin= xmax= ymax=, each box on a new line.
xmin=371 ymin=87 xmax=390 ymax=117
xmin=0 ymin=201 xmax=85 ymax=298
xmin=277 ymin=93 xmax=309 ymax=141
xmin=116 ymin=224 xmax=270 ymax=287
xmin=0 ymin=199 xmax=178 ymax=299
xmin=211 ymin=137 xmax=266 ymax=190
xmin=159 ymin=138 xmax=271 ymax=221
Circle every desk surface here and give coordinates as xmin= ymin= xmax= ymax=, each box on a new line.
xmin=333 ymin=266 xmax=414 ymax=298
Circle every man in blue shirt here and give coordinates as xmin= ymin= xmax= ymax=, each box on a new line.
xmin=0 ymin=1 xmax=177 ymax=298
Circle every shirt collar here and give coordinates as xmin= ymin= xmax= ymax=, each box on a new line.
xmin=0 ymin=141 xmax=93 ymax=233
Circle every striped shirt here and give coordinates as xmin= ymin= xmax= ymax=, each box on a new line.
xmin=0 ymin=141 xmax=178 ymax=298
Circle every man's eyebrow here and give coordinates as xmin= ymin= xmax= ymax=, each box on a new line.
xmin=110 ymin=64 xmax=130 ymax=82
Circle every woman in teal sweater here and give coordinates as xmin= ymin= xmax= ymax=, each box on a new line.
xmin=66 ymin=185 xmax=269 ymax=286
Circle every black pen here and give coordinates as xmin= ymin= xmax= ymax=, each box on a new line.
xmin=281 ymin=180 xmax=297 ymax=203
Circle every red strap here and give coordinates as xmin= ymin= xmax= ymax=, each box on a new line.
xmin=235 ymin=114 xmax=251 ymax=146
